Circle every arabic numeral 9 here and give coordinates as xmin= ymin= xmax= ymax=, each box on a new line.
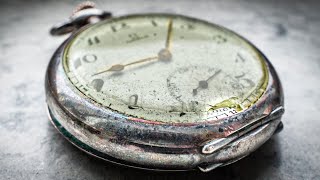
xmin=73 ymin=54 xmax=97 ymax=69
xmin=83 ymin=54 xmax=97 ymax=63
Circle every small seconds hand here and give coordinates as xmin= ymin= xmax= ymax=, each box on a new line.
xmin=193 ymin=69 xmax=222 ymax=95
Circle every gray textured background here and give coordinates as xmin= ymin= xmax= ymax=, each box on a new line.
xmin=0 ymin=0 xmax=320 ymax=179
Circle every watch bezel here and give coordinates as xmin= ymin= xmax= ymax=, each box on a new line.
xmin=45 ymin=13 xmax=284 ymax=171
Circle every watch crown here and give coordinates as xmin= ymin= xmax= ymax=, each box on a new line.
xmin=72 ymin=1 xmax=96 ymax=15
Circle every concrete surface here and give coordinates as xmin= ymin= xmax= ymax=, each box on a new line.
xmin=0 ymin=0 xmax=319 ymax=179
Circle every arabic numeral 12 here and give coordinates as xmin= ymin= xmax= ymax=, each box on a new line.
xmin=111 ymin=23 xmax=130 ymax=32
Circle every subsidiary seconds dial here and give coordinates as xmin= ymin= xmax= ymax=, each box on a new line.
xmin=167 ymin=64 xmax=258 ymax=114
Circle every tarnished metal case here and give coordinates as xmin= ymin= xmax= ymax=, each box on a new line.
xmin=45 ymin=15 xmax=284 ymax=172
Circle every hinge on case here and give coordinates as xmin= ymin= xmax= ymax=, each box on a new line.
xmin=202 ymin=106 xmax=284 ymax=154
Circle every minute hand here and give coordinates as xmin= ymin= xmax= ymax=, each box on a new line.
xmin=165 ymin=19 xmax=173 ymax=50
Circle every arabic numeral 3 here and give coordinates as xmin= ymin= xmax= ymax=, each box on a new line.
xmin=233 ymin=73 xmax=255 ymax=88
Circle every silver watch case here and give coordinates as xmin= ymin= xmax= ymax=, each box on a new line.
xmin=45 ymin=14 xmax=284 ymax=172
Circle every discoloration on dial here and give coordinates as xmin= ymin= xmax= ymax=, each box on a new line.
xmin=63 ymin=14 xmax=268 ymax=123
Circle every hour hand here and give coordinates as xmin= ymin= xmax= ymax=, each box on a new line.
xmin=92 ymin=56 xmax=158 ymax=76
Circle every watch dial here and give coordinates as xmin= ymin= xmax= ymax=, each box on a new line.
xmin=63 ymin=14 xmax=268 ymax=123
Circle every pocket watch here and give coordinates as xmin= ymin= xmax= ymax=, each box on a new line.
xmin=46 ymin=2 xmax=284 ymax=172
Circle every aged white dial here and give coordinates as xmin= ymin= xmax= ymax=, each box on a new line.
xmin=63 ymin=14 xmax=268 ymax=123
